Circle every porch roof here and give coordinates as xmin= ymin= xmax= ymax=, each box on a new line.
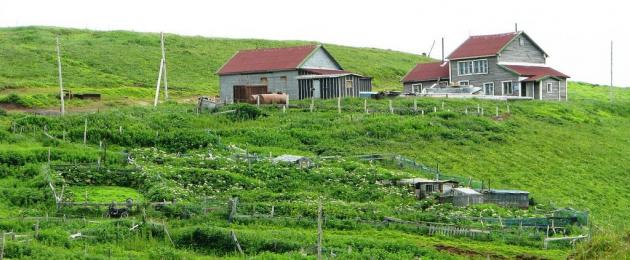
xmin=502 ymin=64 xmax=569 ymax=81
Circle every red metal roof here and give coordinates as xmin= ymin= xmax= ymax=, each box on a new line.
xmin=448 ymin=32 xmax=518 ymax=60
xmin=402 ymin=62 xmax=449 ymax=83
xmin=218 ymin=45 xmax=318 ymax=75
xmin=502 ymin=65 xmax=569 ymax=81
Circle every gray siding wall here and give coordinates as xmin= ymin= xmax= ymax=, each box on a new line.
xmin=498 ymin=35 xmax=546 ymax=64
xmin=219 ymin=70 xmax=300 ymax=102
xmin=300 ymin=48 xmax=341 ymax=69
xmin=540 ymin=78 xmax=566 ymax=101
xmin=449 ymin=57 xmax=519 ymax=96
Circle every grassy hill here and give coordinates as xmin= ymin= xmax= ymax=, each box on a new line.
xmin=0 ymin=26 xmax=430 ymax=95
xmin=0 ymin=26 xmax=630 ymax=258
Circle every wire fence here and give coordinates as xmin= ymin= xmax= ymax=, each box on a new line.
xmin=251 ymin=99 xmax=513 ymax=118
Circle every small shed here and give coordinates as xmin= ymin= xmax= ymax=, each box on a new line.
xmin=482 ymin=189 xmax=529 ymax=209
xmin=272 ymin=154 xmax=313 ymax=169
xmin=452 ymin=188 xmax=484 ymax=207
xmin=397 ymin=178 xmax=458 ymax=199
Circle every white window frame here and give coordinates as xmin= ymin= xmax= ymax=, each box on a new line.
xmin=457 ymin=59 xmax=488 ymax=76
xmin=502 ymin=81 xmax=514 ymax=95
xmin=458 ymin=80 xmax=469 ymax=86
xmin=519 ymin=37 xmax=525 ymax=46
xmin=483 ymin=82 xmax=494 ymax=96
xmin=411 ymin=83 xmax=423 ymax=94
xmin=546 ymin=82 xmax=553 ymax=93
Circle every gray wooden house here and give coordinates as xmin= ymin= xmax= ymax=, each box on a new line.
xmin=217 ymin=45 xmax=372 ymax=102
xmin=397 ymin=177 xmax=458 ymax=199
xmin=402 ymin=31 xmax=569 ymax=100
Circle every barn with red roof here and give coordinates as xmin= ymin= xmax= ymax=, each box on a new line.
xmin=218 ymin=45 xmax=371 ymax=102
xmin=403 ymin=31 xmax=569 ymax=100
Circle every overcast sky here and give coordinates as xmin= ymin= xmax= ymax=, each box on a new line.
xmin=1 ymin=0 xmax=627 ymax=86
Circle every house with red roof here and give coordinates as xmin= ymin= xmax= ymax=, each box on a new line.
xmin=402 ymin=31 xmax=569 ymax=100
xmin=218 ymin=45 xmax=372 ymax=102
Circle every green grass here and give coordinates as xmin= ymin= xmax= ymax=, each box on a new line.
xmin=67 ymin=186 xmax=144 ymax=203
xmin=0 ymin=26 xmax=431 ymax=96
xmin=0 ymin=26 xmax=629 ymax=258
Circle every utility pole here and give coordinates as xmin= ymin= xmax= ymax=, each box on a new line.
xmin=441 ymin=37 xmax=445 ymax=63
xmin=161 ymin=32 xmax=169 ymax=100
xmin=610 ymin=40 xmax=613 ymax=103
xmin=56 ymin=35 xmax=65 ymax=115
xmin=427 ymin=40 xmax=435 ymax=57
xmin=154 ymin=32 xmax=168 ymax=106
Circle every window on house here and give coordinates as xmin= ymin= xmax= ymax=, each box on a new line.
xmin=483 ymin=82 xmax=494 ymax=95
xmin=411 ymin=83 xmax=423 ymax=93
xmin=425 ymin=184 xmax=434 ymax=193
xmin=457 ymin=59 xmax=488 ymax=75
xmin=519 ymin=37 xmax=525 ymax=46
xmin=260 ymin=77 xmax=268 ymax=85
xmin=458 ymin=80 xmax=469 ymax=86
xmin=502 ymin=81 xmax=514 ymax=95
xmin=345 ymin=79 xmax=354 ymax=89
xmin=547 ymin=82 xmax=553 ymax=93
xmin=280 ymin=76 xmax=287 ymax=87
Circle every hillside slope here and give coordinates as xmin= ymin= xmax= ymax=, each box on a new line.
xmin=0 ymin=26 xmax=431 ymax=93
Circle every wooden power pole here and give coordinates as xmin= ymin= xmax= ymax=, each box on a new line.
xmin=56 ymin=35 xmax=65 ymax=115
xmin=610 ymin=40 xmax=613 ymax=102
xmin=154 ymin=32 xmax=168 ymax=106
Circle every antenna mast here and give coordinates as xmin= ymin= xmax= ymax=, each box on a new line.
xmin=154 ymin=32 xmax=168 ymax=106
xmin=56 ymin=35 xmax=65 ymax=115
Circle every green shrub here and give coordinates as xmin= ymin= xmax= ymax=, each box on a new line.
xmin=226 ymin=103 xmax=265 ymax=121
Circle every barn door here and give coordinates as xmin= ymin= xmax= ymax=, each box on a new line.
xmin=233 ymin=85 xmax=267 ymax=103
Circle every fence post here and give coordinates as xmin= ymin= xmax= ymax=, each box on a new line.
xmin=228 ymin=197 xmax=238 ymax=223
xmin=35 ymin=220 xmax=40 ymax=239
xmin=495 ymin=106 xmax=499 ymax=117
xmin=286 ymin=94 xmax=290 ymax=109
xmin=364 ymin=99 xmax=368 ymax=114
xmin=282 ymin=105 xmax=286 ymax=113
xmin=507 ymin=103 xmax=510 ymax=114
xmin=413 ymin=99 xmax=418 ymax=112
xmin=230 ymin=230 xmax=244 ymax=255
xmin=256 ymin=95 xmax=260 ymax=108
xmin=83 ymin=118 xmax=88 ymax=145
xmin=0 ymin=232 xmax=4 ymax=260
xmin=389 ymin=100 xmax=393 ymax=114
xmin=441 ymin=101 xmax=445 ymax=110
xmin=310 ymin=98 xmax=314 ymax=112
xmin=465 ymin=108 xmax=468 ymax=115
xmin=477 ymin=104 xmax=480 ymax=114
xmin=317 ymin=201 xmax=323 ymax=260
xmin=433 ymin=107 xmax=437 ymax=113
xmin=481 ymin=107 xmax=484 ymax=116
xmin=337 ymin=97 xmax=341 ymax=114
xmin=421 ymin=109 xmax=424 ymax=116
